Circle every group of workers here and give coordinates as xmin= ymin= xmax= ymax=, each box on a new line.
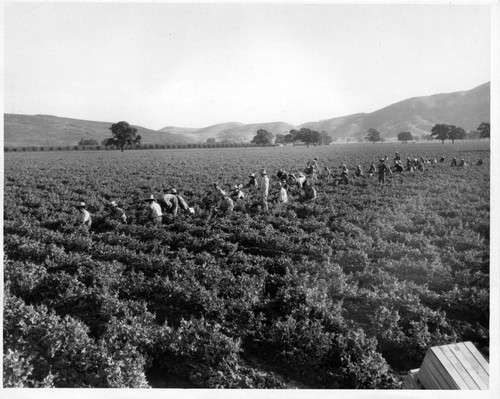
xmin=74 ymin=152 xmax=484 ymax=227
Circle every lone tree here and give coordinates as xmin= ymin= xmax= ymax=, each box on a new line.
xmin=251 ymin=129 xmax=274 ymax=146
xmin=365 ymin=128 xmax=383 ymax=144
xmin=477 ymin=122 xmax=490 ymax=139
xmin=397 ymin=131 xmax=413 ymax=143
xmin=431 ymin=124 xmax=450 ymax=144
xmin=107 ymin=121 xmax=138 ymax=152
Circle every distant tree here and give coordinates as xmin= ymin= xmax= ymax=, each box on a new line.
xmin=134 ymin=135 xmax=142 ymax=146
xmin=448 ymin=125 xmax=466 ymax=144
xmin=296 ymin=128 xmax=322 ymax=147
xmin=430 ymin=124 xmax=451 ymax=144
xmin=275 ymin=134 xmax=286 ymax=145
xmin=78 ymin=138 xmax=99 ymax=146
xmin=477 ymin=122 xmax=490 ymax=139
xmin=107 ymin=121 xmax=138 ymax=152
xmin=365 ymin=128 xmax=383 ymax=144
xmin=285 ymin=129 xmax=299 ymax=144
xmin=320 ymin=131 xmax=333 ymax=145
xmin=413 ymin=135 xmax=420 ymax=142
xmin=206 ymin=138 xmax=217 ymax=144
xmin=397 ymin=131 xmax=413 ymax=143
xmin=251 ymin=129 xmax=274 ymax=146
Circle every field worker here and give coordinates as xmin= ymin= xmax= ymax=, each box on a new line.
xmin=322 ymin=166 xmax=332 ymax=180
xmin=230 ymin=184 xmax=245 ymax=201
xmin=217 ymin=194 xmax=234 ymax=215
xmin=394 ymin=152 xmax=401 ymax=163
xmin=213 ymin=182 xmax=227 ymax=201
xmin=451 ymin=157 xmax=457 ymax=167
xmin=175 ymin=189 xmax=194 ymax=214
xmin=378 ymin=159 xmax=390 ymax=184
xmin=417 ymin=160 xmax=425 ymax=171
xmin=394 ymin=161 xmax=404 ymax=173
xmin=260 ymin=169 xmax=270 ymax=211
xmin=367 ymin=163 xmax=376 ymax=176
xmin=458 ymin=159 xmax=467 ymax=167
xmin=304 ymin=184 xmax=317 ymax=201
xmin=296 ymin=171 xmax=307 ymax=189
xmin=75 ymin=201 xmax=91 ymax=228
xmin=162 ymin=188 xmax=179 ymax=217
xmin=143 ymin=195 xmax=162 ymax=225
xmin=277 ymin=169 xmax=288 ymax=182
xmin=108 ymin=201 xmax=127 ymax=223
xmin=355 ymin=165 xmax=364 ymax=177
xmin=340 ymin=164 xmax=349 ymax=185
xmin=476 ymin=158 xmax=484 ymax=166
xmin=440 ymin=155 xmax=446 ymax=163
xmin=245 ymin=173 xmax=258 ymax=190
xmin=383 ymin=154 xmax=389 ymax=162
xmin=306 ymin=157 xmax=320 ymax=179
xmin=277 ymin=181 xmax=289 ymax=203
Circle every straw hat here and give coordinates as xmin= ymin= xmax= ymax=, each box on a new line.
xmin=248 ymin=173 xmax=255 ymax=177
xmin=171 ymin=188 xmax=178 ymax=194
xmin=76 ymin=201 xmax=86 ymax=208
xmin=110 ymin=201 xmax=118 ymax=207
xmin=143 ymin=195 xmax=155 ymax=202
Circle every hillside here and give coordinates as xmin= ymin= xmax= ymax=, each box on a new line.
xmin=300 ymin=82 xmax=490 ymax=139
xmin=4 ymin=114 xmax=195 ymax=147
xmin=4 ymin=82 xmax=489 ymax=146
xmin=159 ymin=121 xmax=296 ymax=143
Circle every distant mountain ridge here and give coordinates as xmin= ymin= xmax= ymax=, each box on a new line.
xmin=4 ymin=82 xmax=489 ymax=147
xmin=299 ymin=82 xmax=489 ymax=139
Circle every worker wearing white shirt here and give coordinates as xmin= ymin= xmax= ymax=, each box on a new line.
xmin=260 ymin=169 xmax=269 ymax=211
xmin=75 ymin=201 xmax=91 ymax=228
xmin=143 ymin=195 xmax=163 ymax=224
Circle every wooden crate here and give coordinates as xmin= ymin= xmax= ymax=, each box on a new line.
xmin=406 ymin=342 xmax=489 ymax=389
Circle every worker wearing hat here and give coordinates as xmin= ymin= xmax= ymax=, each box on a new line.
xmin=75 ymin=201 xmax=92 ymax=228
xmin=245 ymin=173 xmax=258 ymax=190
xmin=162 ymin=188 xmax=179 ymax=218
xmin=230 ymin=184 xmax=245 ymax=201
xmin=260 ymin=169 xmax=269 ymax=211
xmin=216 ymin=193 xmax=234 ymax=215
xmin=143 ymin=195 xmax=163 ymax=224
xmin=378 ymin=159 xmax=390 ymax=184
xmin=108 ymin=200 xmax=127 ymax=223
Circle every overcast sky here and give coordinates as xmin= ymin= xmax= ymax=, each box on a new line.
xmin=4 ymin=1 xmax=493 ymax=130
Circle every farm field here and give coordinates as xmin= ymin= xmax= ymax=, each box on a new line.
xmin=3 ymin=141 xmax=490 ymax=389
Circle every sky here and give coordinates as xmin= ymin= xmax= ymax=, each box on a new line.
xmin=3 ymin=1 xmax=493 ymax=130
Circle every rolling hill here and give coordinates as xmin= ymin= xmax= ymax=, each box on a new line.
xmin=4 ymin=82 xmax=489 ymax=147
xmin=3 ymin=114 xmax=195 ymax=147
xmin=300 ymin=82 xmax=490 ymax=139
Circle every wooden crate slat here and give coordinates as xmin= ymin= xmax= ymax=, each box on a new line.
xmin=438 ymin=344 xmax=479 ymax=389
xmin=462 ymin=341 xmax=489 ymax=382
xmin=418 ymin=361 xmax=447 ymax=389
xmin=425 ymin=349 xmax=460 ymax=389
xmin=450 ymin=343 xmax=487 ymax=389
xmin=427 ymin=347 xmax=464 ymax=389
xmin=459 ymin=342 xmax=489 ymax=389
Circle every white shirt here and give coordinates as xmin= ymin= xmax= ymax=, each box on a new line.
xmin=148 ymin=201 xmax=163 ymax=218
xmin=75 ymin=209 xmax=91 ymax=225
xmin=278 ymin=187 xmax=288 ymax=203
xmin=261 ymin=175 xmax=269 ymax=198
